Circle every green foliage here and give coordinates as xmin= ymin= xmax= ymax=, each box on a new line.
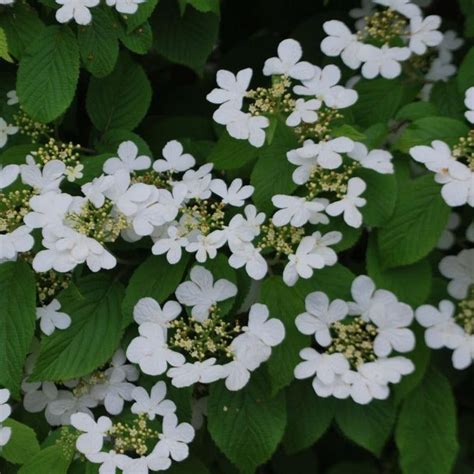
xmin=0 ymin=419 xmax=40 ymax=465
xmin=0 ymin=27 xmax=12 ymax=62
xmin=17 ymin=445 xmax=72 ymax=474
xmin=31 ymin=275 xmax=125 ymax=381
xmin=0 ymin=261 xmax=36 ymax=395
xmin=208 ymin=372 xmax=286 ymax=474
xmin=17 ymin=26 xmax=79 ymax=123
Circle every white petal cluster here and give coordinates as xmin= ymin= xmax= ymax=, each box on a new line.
xmin=0 ymin=389 xmax=12 ymax=448
xmin=410 ymin=140 xmax=474 ymax=208
xmin=295 ymin=275 xmax=415 ymax=404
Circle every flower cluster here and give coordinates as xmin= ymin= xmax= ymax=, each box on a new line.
xmin=294 ymin=276 xmax=415 ymax=404
xmin=0 ymin=389 xmax=12 ymax=448
xmin=320 ymin=0 xmax=462 ymax=88
xmin=417 ymin=249 xmax=474 ymax=370
xmin=0 ymin=0 xmax=146 ymax=25
xmin=126 ymin=266 xmax=285 ymax=391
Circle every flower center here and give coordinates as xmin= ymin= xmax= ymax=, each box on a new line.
xmin=180 ymin=199 xmax=226 ymax=236
xmin=257 ymin=223 xmax=305 ymax=256
xmin=0 ymin=189 xmax=33 ymax=234
xmin=360 ymin=9 xmax=407 ymax=44
xmin=452 ymin=130 xmax=474 ymax=171
xmin=455 ymin=286 xmax=474 ymax=334
xmin=306 ymin=163 xmax=359 ymax=200
xmin=247 ymin=76 xmax=293 ymax=116
xmin=326 ymin=317 xmax=378 ymax=369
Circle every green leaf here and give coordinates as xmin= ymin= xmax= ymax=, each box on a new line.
xmin=125 ymin=0 xmax=159 ymax=32
xmin=152 ymin=0 xmax=219 ymax=74
xmin=207 ymin=132 xmax=258 ymax=170
xmin=17 ymin=26 xmax=79 ymax=123
xmin=95 ymin=129 xmax=152 ymax=156
xmin=0 ymin=144 xmax=36 ymax=166
xmin=396 ymin=367 xmax=458 ymax=474
xmin=178 ymin=0 xmax=220 ymax=14
xmin=0 ymin=261 xmax=36 ymax=395
xmin=18 ymin=445 xmax=72 ymax=474
xmin=331 ymin=124 xmax=366 ymax=141
xmin=355 ymin=168 xmax=397 ymax=227
xmin=367 ymin=234 xmax=432 ymax=307
xmin=395 ymin=102 xmax=439 ymax=121
xmin=335 ymin=399 xmax=397 ymax=456
xmin=0 ymin=27 xmax=12 ymax=62
xmin=260 ymin=276 xmax=309 ymax=395
xmin=31 ymin=275 xmax=125 ymax=382
xmin=395 ymin=116 xmax=469 ymax=152
xmin=167 ymin=457 xmax=210 ymax=474
xmin=122 ymin=254 xmax=190 ymax=328
xmin=457 ymin=47 xmax=474 ymax=93
xmin=431 ymin=80 xmax=466 ymax=120
xmin=0 ymin=3 xmax=45 ymax=60
xmin=119 ymin=21 xmax=153 ymax=55
xmin=1 ymin=419 xmax=40 ymax=465
xmin=283 ymin=381 xmax=335 ymax=454
xmin=377 ymin=175 xmax=450 ymax=268
xmin=86 ymin=54 xmax=152 ymax=132
xmin=352 ymin=79 xmax=417 ymax=128
xmin=208 ymin=372 xmax=286 ymax=474
xmin=77 ymin=7 xmax=119 ymax=78
xmin=251 ymin=120 xmax=298 ymax=214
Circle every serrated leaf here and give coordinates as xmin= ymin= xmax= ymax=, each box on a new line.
xmin=18 ymin=445 xmax=72 ymax=474
xmin=17 ymin=26 xmax=79 ymax=123
xmin=431 ymin=80 xmax=465 ymax=120
xmin=77 ymin=7 xmax=119 ymax=78
xmin=395 ymin=102 xmax=439 ymax=121
xmin=122 ymin=254 xmax=190 ymax=328
xmin=250 ymin=119 xmax=298 ymax=214
xmin=335 ymin=398 xmax=397 ymax=456
xmin=283 ymin=381 xmax=335 ymax=454
xmin=125 ymin=0 xmax=159 ymax=32
xmin=396 ymin=367 xmax=458 ymax=474
xmin=86 ymin=54 xmax=152 ymax=132
xmin=152 ymin=0 xmax=219 ymax=74
xmin=1 ymin=419 xmax=40 ymax=465
xmin=207 ymin=131 xmax=258 ymax=170
xmin=119 ymin=21 xmax=153 ymax=54
xmin=367 ymin=234 xmax=432 ymax=306
xmin=0 ymin=261 xmax=36 ymax=396
xmin=208 ymin=371 xmax=286 ymax=474
xmin=31 ymin=275 xmax=125 ymax=382
xmin=395 ymin=116 xmax=469 ymax=152
xmin=0 ymin=27 xmax=12 ymax=62
xmin=260 ymin=276 xmax=309 ymax=395
xmin=377 ymin=175 xmax=450 ymax=268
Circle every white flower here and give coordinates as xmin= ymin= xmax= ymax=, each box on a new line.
xmin=0 ymin=117 xmax=19 ymax=148
xmin=321 ymin=21 xmax=363 ymax=70
xmin=133 ymin=298 xmax=181 ymax=334
xmin=295 ymin=292 xmax=348 ymax=346
xmin=103 ymin=141 xmax=151 ymax=176
xmin=0 ymin=164 xmax=19 ymax=189
xmin=210 ymin=178 xmax=254 ymax=207
xmin=33 ymin=225 xmax=116 ymax=273
xmin=70 ymin=413 xmax=112 ymax=455
xmin=157 ymin=414 xmax=195 ymax=462
xmin=21 ymin=157 xmax=66 ymax=193
xmin=22 ymin=381 xmax=58 ymax=417
xmin=438 ymin=30 xmax=464 ymax=62
xmin=167 ymin=358 xmax=225 ymax=388
xmin=263 ymin=39 xmax=314 ymax=80
xmin=286 ymin=98 xmax=320 ymax=127
xmin=350 ymin=0 xmax=373 ymax=23
xmin=228 ymin=242 xmax=268 ymax=280
xmin=213 ymin=108 xmax=269 ymax=148
xmin=409 ymin=140 xmax=456 ymax=173
xmin=105 ymin=0 xmax=145 ymax=14
xmin=86 ymin=451 xmax=130 ymax=474
xmin=465 ymin=87 xmax=474 ymax=124
xmin=153 ymin=140 xmax=195 ymax=173
xmin=294 ymin=65 xmax=358 ymax=109
xmin=55 ymin=0 xmax=100 ymax=25
xmin=271 ymin=195 xmax=326 ymax=227
xmin=152 ymin=225 xmax=188 ymax=264
xmin=436 ymin=164 xmax=474 ymax=208
xmin=48 ymin=391 xmax=98 ymax=425
xmin=24 ymin=192 xmax=72 ymax=229
xmin=36 ymin=299 xmax=71 ymax=336
xmin=0 ymin=389 xmax=11 ymax=448
xmin=437 ymin=212 xmax=460 ymax=250
xmin=6 ymin=90 xmax=18 ymax=106
xmin=348 ymin=142 xmax=394 ymax=174
xmin=369 ymin=301 xmax=415 ymax=357
xmin=467 ymin=221 xmax=474 ymax=243
xmin=226 ymin=204 xmax=265 ymax=248
xmin=82 ymin=175 xmax=115 ymax=208
xmin=416 ymin=300 xmax=465 ymax=349
xmin=326 ymin=177 xmax=367 ymax=228
xmin=207 ymin=68 xmax=252 ymax=109
xmin=452 ymin=335 xmax=474 ymax=370
xmin=231 ymin=303 xmax=285 ymax=371
xmin=0 ymin=226 xmax=34 ymax=262
xmin=186 ymin=230 xmax=227 ymax=263
xmin=175 ymin=266 xmax=237 ymax=322
xmin=0 ymin=0 xmax=15 ymax=4
xmin=126 ymin=323 xmax=185 ymax=376
xmin=409 ymin=15 xmax=443 ymax=55
xmin=222 ymin=360 xmax=251 ymax=391
xmin=316 ymin=137 xmax=354 ymax=169
xmin=311 ymin=230 xmax=341 ymax=265
xmin=65 ymin=163 xmax=84 ymax=182
xmin=373 ymin=0 xmax=421 ymax=18
xmin=439 ymin=249 xmax=474 ymax=299
xmin=131 ymin=381 xmax=176 ymax=420
xmin=181 ymin=164 xmax=213 ymax=200
xmin=286 ymin=140 xmax=319 ymax=185
xmin=294 ymin=348 xmax=350 ymax=388
xmin=348 ymin=275 xmax=398 ymax=320
xmin=359 ymin=45 xmax=411 ymax=79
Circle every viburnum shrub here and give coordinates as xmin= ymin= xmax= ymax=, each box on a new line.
xmin=0 ymin=0 xmax=473 ymax=472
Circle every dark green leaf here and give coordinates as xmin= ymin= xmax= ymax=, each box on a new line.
xmin=1 ymin=419 xmax=40 ymax=465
